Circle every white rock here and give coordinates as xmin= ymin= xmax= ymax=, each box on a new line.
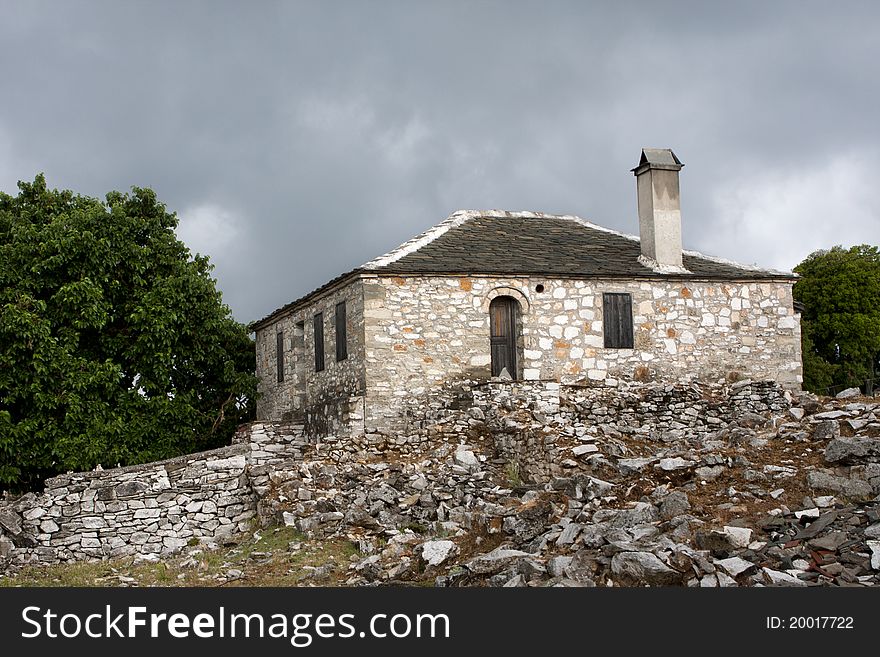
xmin=419 ymin=540 xmax=458 ymax=567
xmin=23 ymin=507 xmax=46 ymax=521
xmin=715 ymin=557 xmax=756 ymax=578
xmin=39 ymin=519 xmax=60 ymax=533
xmin=722 ymin=526 xmax=753 ymax=549
xmin=868 ymin=541 xmax=880 ymax=571
xmin=454 ymin=449 xmax=480 ymax=471
xmin=572 ymin=444 xmax=599 ymax=456
xmin=794 ymin=508 xmax=820 ymax=520
xmin=206 ymin=455 xmax=246 ymax=470
xmin=699 ymin=574 xmax=718 ymax=587
xmin=763 ymin=567 xmax=806 ymax=586
xmin=133 ymin=553 xmax=160 ymax=565
xmin=716 ymin=571 xmax=738 ymax=587
xmin=657 ymin=457 xmax=694 ymax=471
xmin=835 ymin=387 xmax=862 ymax=399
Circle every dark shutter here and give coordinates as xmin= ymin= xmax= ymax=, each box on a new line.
xmin=276 ymin=331 xmax=285 ymax=382
xmin=314 ymin=313 xmax=325 ymax=372
xmin=489 ymin=296 xmax=518 ymax=378
xmin=603 ymin=293 xmax=634 ymax=349
xmin=335 ymin=301 xmax=347 ymax=361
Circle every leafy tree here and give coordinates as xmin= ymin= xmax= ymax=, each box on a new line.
xmin=0 ymin=175 xmax=256 ymax=491
xmin=793 ymin=245 xmax=880 ymax=393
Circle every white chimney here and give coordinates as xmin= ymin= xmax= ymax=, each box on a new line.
xmin=632 ymin=148 xmax=685 ymax=270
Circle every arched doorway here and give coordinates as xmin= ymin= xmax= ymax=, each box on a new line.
xmin=489 ymin=296 xmax=520 ymax=379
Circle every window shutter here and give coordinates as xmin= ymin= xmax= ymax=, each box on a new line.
xmin=335 ymin=301 xmax=347 ymax=361
xmin=276 ymin=331 xmax=285 ymax=382
xmin=603 ymin=293 xmax=634 ymax=349
xmin=314 ymin=313 xmax=325 ymax=372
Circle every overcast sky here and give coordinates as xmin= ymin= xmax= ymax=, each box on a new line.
xmin=1 ymin=1 xmax=877 ymax=323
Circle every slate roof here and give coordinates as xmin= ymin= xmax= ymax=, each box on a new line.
xmin=251 ymin=210 xmax=795 ymax=330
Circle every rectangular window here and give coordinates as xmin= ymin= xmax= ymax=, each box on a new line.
xmin=335 ymin=301 xmax=348 ymax=361
xmin=603 ymin=293 xmax=634 ymax=349
xmin=314 ymin=312 xmax=325 ymax=372
xmin=276 ymin=331 xmax=285 ymax=382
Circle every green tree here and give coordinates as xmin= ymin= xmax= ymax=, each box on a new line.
xmin=793 ymin=245 xmax=880 ymax=393
xmin=0 ymin=175 xmax=256 ymax=491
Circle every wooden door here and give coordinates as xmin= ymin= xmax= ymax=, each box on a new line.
xmin=490 ymin=296 xmax=519 ymax=379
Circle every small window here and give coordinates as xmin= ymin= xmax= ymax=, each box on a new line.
xmin=603 ymin=293 xmax=634 ymax=349
xmin=314 ymin=312 xmax=325 ymax=372
xmin=276 ymin=331 xmax=285 ymax=383
xmin=335 ymin=301 xmax=348 ymax=361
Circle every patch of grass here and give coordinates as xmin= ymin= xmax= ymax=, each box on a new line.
xmin=504 ymin=460 xmax=522 ymax=487
xmin=1 ymin=525 xmax=361 ymax=588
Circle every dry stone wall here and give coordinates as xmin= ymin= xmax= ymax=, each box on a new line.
xmin=255 ymin=380 xmax=792 ymax=536
xmin=362 ymin=275 xmax=802 ymax=434
xmin=0 ymin=421 xmax=319 ymax=572
xmin=472 ymin=379 xmax=789 ymax=483
xmin=0 ymin=444 xmax=257 ymax=569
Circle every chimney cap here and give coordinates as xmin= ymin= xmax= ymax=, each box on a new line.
xmin=631 ymin=148 xmax=684 ymax=175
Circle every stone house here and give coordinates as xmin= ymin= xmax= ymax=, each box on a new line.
xmin=251 ymin=148 xmax=803 ymax=436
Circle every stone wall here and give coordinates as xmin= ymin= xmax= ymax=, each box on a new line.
xmin=0 ymin=444 xmax=257 ymax=568
xmin=362 ymin=274 xmax=802 ymax=434
xmin=253 ymin=379 xmax=793 ymax=541
xmin=255 ymin=279 xmax=366 ymax=434
xmin=472 ymin=379 xmax=790 ymax=483
xmin=0 ymin=422 xmax=324 ymax=572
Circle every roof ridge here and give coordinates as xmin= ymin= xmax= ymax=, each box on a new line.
xmin=363 ymin=208 xmax=793 ymax=277
xmin=363 ymin=209 xmax=645 ymax=270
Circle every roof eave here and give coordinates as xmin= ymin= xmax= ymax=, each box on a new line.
xmin=248 ymin=269 xmax=365 ymax=332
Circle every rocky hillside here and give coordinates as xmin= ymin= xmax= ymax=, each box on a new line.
xmin=3 ymin=381 xmax=878 ymax=587
xmin=259 ymin=383 xmax=880 ymax=587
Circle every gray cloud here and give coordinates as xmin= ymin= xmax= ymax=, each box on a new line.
xmin=1 ymin=0 xmax=878 ymax=322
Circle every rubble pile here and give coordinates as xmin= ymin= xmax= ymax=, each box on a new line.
xmin=258 ymin=382 xmax=880 ymax=587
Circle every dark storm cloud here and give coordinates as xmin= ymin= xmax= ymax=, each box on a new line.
xmin=1 ymin=1 xmax=878 ymax=322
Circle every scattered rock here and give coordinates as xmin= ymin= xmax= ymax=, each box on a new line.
xmin=657 ymin=457 xmax=695 ymax=472
xmin=806 ymin=471 xmax=875 ymax=501
xmin=825 ymin=438 xmax=880 ymax=465
xmin=659 ymin=491 xmax=691 ymax=521
xmin=0 ymin=510 xmax=23 ymax=536
xmin=835 ymin=387 xmax=862 ymax=399
xmin=762 ymin=568 xmax=806 ymax=586
xmin=465 ymin=548 xmax=534 ymax=575
xmin=454 ymin=449 xmax=480 ymax=472
xmin=611 ymin=552 xmax=682 ymax=586
xmin=813 ymin=420 xmax=841 ymax=442
xmin=722 ymin=526 xmax=753 ymax=549
xmin=715 ymin=557 xmax=756 ymax=578
xmin=419 ymin=540 xmax=458 ymax=567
